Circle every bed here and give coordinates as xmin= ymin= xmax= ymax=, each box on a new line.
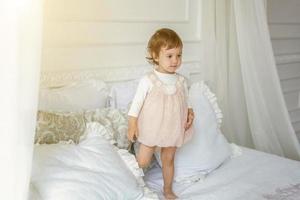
xmin=29 ymin=63 xmax=300 ymax=200
xmin=145 ymin=147 xmax=300 ymax=200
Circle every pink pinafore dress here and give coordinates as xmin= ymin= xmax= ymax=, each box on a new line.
xmin=137 ymin=72 xmax=193 ymax=147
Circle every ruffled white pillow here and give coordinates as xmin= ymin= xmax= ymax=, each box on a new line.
xmin=155 ymin=81 xmax=231 ymax=182
xmin=86 ymin=122 xmax=158 ymax=199
xmin=31 ymin=122 xmax=144 ymax=200
xmin=117 ymin=149 xmax=159 ymax=199
xmin=84 ymin=108 xmax=130 ymax=149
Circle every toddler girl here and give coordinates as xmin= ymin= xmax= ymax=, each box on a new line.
xmin=127 ymin=28 xmax=194 ymax=199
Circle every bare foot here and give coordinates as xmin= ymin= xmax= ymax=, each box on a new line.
xmin=163 ymin=188 xmax=178 ymax=200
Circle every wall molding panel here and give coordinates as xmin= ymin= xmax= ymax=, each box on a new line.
xmin=42 ymin=0 xmax=202 ymax=71
xmin=44 ymin=0 xmax=190 ymax=22
xmin=268 ymin=0 xmax=300 ymax=135
xmin=275 ymin=53 xmax=300 ymax=65
xmin=267 ymin=0 xmax=300 ymax=24
xmin=270 ymin=24 xmax=300 ymax=39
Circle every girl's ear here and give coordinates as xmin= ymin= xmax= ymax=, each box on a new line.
xmin=152 ymin=52 xmax=159 ymax=62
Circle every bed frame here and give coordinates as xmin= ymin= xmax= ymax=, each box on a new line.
xmin=40 ymin=62 xmax=203 ymax=88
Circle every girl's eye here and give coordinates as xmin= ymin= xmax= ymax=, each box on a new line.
xmin=168 ymin=55 xmax=172 ymax=58
xmin=178 ymin=55 xmax=182 ymax=58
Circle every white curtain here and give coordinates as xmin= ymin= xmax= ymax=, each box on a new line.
xmin=0 ymin=0 xmax=43 ymax=199
xmin=202 ymin=0 xmax=300 ymax=160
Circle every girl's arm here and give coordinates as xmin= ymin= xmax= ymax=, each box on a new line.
xmin=128 ymin=76 xmax=151 ymax=117
xmin=128 ymin=116 xmax=138 ymax=142
xmin=183 ymin=78 xmax=192 ymax=109
xmin=185 ymin=108 xmax=194 ymax=130
xmin=127 ymin=76 xmax=151 ymax=142
xmin=183 ymin=78 xmax=194 ymax=130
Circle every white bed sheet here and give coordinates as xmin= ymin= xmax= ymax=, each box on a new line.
xmin=145 ymin=147 xmax=300 ymax=200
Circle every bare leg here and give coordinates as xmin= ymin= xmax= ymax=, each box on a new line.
xmin=137 ymin=143 xmax=156 ymax=168
xmin=161 ymin=147 xmax=177 ymax=199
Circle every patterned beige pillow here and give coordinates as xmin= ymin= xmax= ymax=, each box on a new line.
xmin=84 ymin=108 xmax=130 ymax=149
xmin=35 ymin=111 xmax=86 ymax=144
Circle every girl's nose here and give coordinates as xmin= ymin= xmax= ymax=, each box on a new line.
xmin=172 ymin=57 xmax=178 ymax=64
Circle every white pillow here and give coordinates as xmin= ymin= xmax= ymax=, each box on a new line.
xmin=87 ymin=122 xmax=159 ymax=199
xmin=39 ymin=79 xmax=108 ymax=112
xmin=155 ymin=81 xmax=231 ymax=181
xmin=31 ymin=122 xmax=143 ymax=200
xmin=108 ymin=79 xmax=139 ymax=110
xmin=84 ymin=108 xmax=130 ymax=149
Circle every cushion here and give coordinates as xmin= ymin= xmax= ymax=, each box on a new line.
xmin=39 ymin=79 xmax=108 ymax=112
xmin=35 ymin=111 xmax=86 ymax=144
xmin=108 ymin=79 xmax=139 ymax=110
xmin=31 ymin=122 xmax=144 ymax=200
xmin=155 ymin=81 xmax=231 ymax=181
xmin=82 ymin=122 xmax=158 ymax=198
xmin=117 ymin=148 xmax=159 ymax=199
xmin=84 ymin=108 xmax=130 ymax=149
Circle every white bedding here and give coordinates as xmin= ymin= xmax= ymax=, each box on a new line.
xmin=31 ymin=133 xmax=300 ymax=200
xmin=30 ymin=122 xmax=158 ymax=200
xmin=145 ymin=147 xmax=300 ymax=200
xmin=33 ymin=73 xmax=300 ymax=200
xmin=31 ymin=125 xmax=143 ymax=200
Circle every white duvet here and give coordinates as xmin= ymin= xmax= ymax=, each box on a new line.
xmin=30 ymin=122 xmax=300 ymax=200
xmin=145 ymin=147 xmax=300 ymax=200
xmin=30 ymin=126 xmax=144 ymax=200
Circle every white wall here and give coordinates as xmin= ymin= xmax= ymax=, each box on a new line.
xmin=41 ymin=0 xmax=202 ymax=72
xmin=267 ymin=0 xmax=300 ymax=138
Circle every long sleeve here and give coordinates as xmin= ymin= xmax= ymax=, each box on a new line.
xmin=127 ymin=76 xmax=151 ymax=117
xmin=183 ymin=79 xmax=192 ymax=108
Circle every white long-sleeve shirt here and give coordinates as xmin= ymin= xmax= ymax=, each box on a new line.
xmin=128 ymin=69 xmax=191 ymax=117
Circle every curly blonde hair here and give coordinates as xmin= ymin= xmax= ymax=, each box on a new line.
xmin=146 ymin=28 xmax=183 ymax=65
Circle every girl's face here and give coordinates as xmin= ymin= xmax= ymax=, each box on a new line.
xmin=154 ymin=46 xmax=182 ymax=74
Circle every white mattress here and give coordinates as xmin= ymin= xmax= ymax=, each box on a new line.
xmin=144 ymin=147 xmax=300 ymax=200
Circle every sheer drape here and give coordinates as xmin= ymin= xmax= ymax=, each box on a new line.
xmin=202 ymin=0 xmax=300 ymax=160
xmin=202 ymin=0 xmax=254 ymax=148
xmin=0 ymin=0 xmax=43 ymax=199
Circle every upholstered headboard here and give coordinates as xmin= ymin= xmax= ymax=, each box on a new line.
xmin=40 ymin=62 xmax=203 ymax=88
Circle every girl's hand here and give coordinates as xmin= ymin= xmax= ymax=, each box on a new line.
xmin=185 ymin=108 xmax=194 ymax=130
xmin=128 ymin=116 xmax=139 ymax=142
